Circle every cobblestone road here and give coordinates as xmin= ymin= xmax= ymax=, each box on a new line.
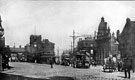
xmin=2 ymin=62 xmax=135 ymax=80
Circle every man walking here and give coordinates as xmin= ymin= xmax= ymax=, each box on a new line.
xmin=123 ymin=57 xmax=132 ymax=79
xmin=50 ymin=57 xmax=53 ymax=68
xmin=117 ymin=61 xmax=122 ymax=71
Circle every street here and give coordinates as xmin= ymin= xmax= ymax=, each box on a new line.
xmin=1 ymin=62 xmax=135 ymax=80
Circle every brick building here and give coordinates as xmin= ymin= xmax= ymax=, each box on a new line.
xmin=29 ymin=35 xmax=43 ymax=52
xmin=42 ymin=39 xmax=55 ymax=54
xmin=25 ymin=35 xmax=55 ymax=63
xmin=77 ymin=37 xmax=97 ymax=51
xmin=117 ymin=18 xmax=135 ymax=58
xmin=77 ymin=37 xmax=97 ymax=61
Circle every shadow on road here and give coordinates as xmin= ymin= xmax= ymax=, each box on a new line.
xmin=50 ymin=76 xmax=74 ymax=80
xmin=0 ymin=73 xmax=75 ymax=80
xmin=102 ymin=70 xmax=113 ymax=73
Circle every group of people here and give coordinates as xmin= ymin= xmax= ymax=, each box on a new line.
xmin=122 ymin=57 xmax=134 ymax=79
xmin=104 ymin=56 xmax=134 ymax=79
xmin=117 ymin=57 xmax=135 ymax=79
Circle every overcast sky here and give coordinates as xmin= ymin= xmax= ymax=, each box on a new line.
xmin=0 ymin=0 xmax=135 ymax=53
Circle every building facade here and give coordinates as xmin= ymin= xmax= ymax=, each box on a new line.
xmin=10 ymin=46 xmax=26 ymax=62
xmin=96 ymin=17 xmax=119 ymax=64
xmin=77 ymin=37 xmax=97 ymax=51
xmin=42 ymin=39 xmax=55 ymax=54
xmin=29 ymin=35 xmax=43 ymax=53
xmin=77 ymin=37 xmax=97 ymax=62
xmin=110 ymin=33 xmax=120 ymax=58
xmin=117 ymin=18 xmax=135 ymax=58
xmin=96 ymin=17 xmax=111 ymax=64
xmin=25 ymin=35 xmax=55 ymax=63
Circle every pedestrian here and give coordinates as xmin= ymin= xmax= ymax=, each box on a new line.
xmin=5 ymin=55 xmax=9 ymax=69
xmin=50 ymin=58 xmax=53 ymax=68
xmin=2 ymin=54 xmax=6 ymax=71
xmin=123 ymin=57 xmax=132 ymax=79
xmin=117 ymin=61 xmax=122 ymax=71
xmin=119 ymin=61 xmax=123 ymax=71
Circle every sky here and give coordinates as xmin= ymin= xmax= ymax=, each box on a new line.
xmin=0 ymin=0 xmax=135 ymax=54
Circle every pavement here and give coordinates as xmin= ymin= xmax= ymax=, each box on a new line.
xmin=1 ymin=62 xmax=135 ymax=80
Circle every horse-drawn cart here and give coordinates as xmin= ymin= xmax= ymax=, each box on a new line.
xmin=103 ymin=57 xmax=117 ymax=72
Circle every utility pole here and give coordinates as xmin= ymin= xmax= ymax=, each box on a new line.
xmin=69 ymin=30 xmax=80 ymax=54
xmin=57 ymin=47 xmax=60 ymax=64
xmin=69 ymin=30 xmax=75 ymax=54
xmin=73 ymin=30 xmax=75 ymax=53
xmin=71 ymin=42 xmax=73 ymax=53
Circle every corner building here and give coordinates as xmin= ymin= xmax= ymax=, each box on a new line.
xmin=77 ymin=37 xmax=97 ymax=61
xmin=96 ymin=17 xmax=111 ymax=65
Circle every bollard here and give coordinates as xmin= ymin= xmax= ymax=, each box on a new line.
xmin=0 ymin=54 xmax=2 ymax=71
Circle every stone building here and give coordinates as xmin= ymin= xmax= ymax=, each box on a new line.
xmin=96 ymin=17 xmax=119 ymax=64
xmin=110 ymin=33 xmax=120 ymax=60
xmin=117 ymin=18 xmax=135 ymax=58
xmin=96 ymin=17 xmax=111 ymax=64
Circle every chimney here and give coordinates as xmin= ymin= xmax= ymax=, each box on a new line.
xmin=126 ymin=18 xmax=130 ymax=22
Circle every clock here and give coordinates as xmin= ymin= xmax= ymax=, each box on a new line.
xmin=34 ymin=44 xmax=37 ymax=47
